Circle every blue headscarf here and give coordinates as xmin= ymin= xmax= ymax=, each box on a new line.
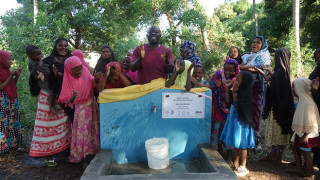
xmin=178 ymin=40 xmax=202 ymax=66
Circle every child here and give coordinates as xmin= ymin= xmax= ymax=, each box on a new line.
xmin=97 ymin=62 xmax=131 ymax=91
xmin=72 ymin=49 xmax=91 ymax=73
xmin=220 ymin=71 xmax=255 ymax=176
xmin=165 ymin=59 xmax=195 ymax=91
xmin=191 ymin=65 xmax=210 ymax=88
xmin=122 ymin=56 xmax=137 ymax=84
xmin=210 ymin=59 xmax=240 ymax=164
xmin=0 ymin=50 xmax=22 ymax=154
xmin=290 ymin=77 xmax=320 ymax=179
xmin=260 ymin=48 xmax=294 ymax=163
xmin=26 ymin=45 xmax=58 ymax=114
xmin=225 ymin=46 xmax=242 ymax=64
xmin=57 ymin=56 xmax=100 ymax=163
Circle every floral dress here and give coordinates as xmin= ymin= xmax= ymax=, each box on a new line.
xmin=0 ymin=91 xmax=22 ymax=153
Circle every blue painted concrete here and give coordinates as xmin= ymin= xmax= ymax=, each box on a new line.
xmin=100 ymin=89 xmax=212 ymax=164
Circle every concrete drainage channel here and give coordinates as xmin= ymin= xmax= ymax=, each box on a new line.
xmin=81 ymin=144 xmax=238 ymax=180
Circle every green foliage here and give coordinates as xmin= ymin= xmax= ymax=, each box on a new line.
xmin=213 ymin=3 xmax=236 ymax=22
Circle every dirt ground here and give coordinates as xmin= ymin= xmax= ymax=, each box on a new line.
xmin=1 ymin=123 xmax=320 ymax=180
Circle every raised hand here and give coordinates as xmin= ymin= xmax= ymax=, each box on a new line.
xmin=312 ymin=77 xmax=320 ymax=91
xmin=174 ymin=59 xmax=180 ymax=73
xmin=105 ymin=65 xmax=111 ymax=77
xmin=140 ymin=44 xmax=145 ymax=59
xmin=191 ymin=76 xmax=198 ymax=84
xmin=224 ymin=80 xmax=233 ymax=89
xmin=114 ymin=64 xmax=122 ymax=76
xmin=164 ymin=49 xmax=169 ymax=64
xmin=52 ymin=64 xmax=58 ymax=76
xmin=225 ymin=56 xmax=230 ymax=61
xmin=188 ymin=61 xmax=195 ymax=73
xmin=15 ymin=67 xmax=22 ymax=76
xmin=37 ymin=71 xmax=45 ymax=82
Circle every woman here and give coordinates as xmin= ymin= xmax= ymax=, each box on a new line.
xmin=261 ymin=48 xmax=294 ymax=163
xmin=29 ymin=38 xmax=72 ymax=166
xmin=94 ymin=45 xmax=117 ymax=74
xmin=240 ymin=36 xmax=271 ymax=153
xmin=0 ymin=50 xmax=22 ymax=154
xmin=178 ymin=40 xmax=202 ymax=66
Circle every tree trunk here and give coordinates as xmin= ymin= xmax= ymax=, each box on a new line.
xmin=253 ymin=0 xmax=258 ymax=36
xmin=293 ymin=0 xmax=303 ymax=76
xmin=200 ymin=29 xmax=211 ymax=50
xmin=166 ymin=12 xmax=176 ymax=47
xmin=33 ymin=0 xmax=38 ymax=24
xmin=75 ymin=30 xmax=82 ymax=49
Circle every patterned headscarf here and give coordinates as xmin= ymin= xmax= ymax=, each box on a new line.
xmin=178 ymin=40 xmax=202 ymax=66
xmin=243 ymin=36 xmax=271 ymax=68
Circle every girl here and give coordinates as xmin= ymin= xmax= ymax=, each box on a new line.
xmin=290 ymin=77 xmax=320 ymax=179
xmin=165 ymin=60 xmax=195 ymax=91
xmin=191 ymin=65 xmax=210 ymax=88
xmin=226 ymin=46 xmax=242 ymax=64
xmin=240 ymin=36 xmax=271 ymax=154
xmin=72 ymin=49 xmax=91 ymax=73
xmin=261 ymin=48 xmax=295 ymax=163
xmin=94 ymin=45 xmax=117 ymax=74
xmin=210 ymin=59 xmax=240 ymax=164
xmin=58 ymin=56 xmax=100 ymax=163
xmin=122 ymin=56 xmax=138 ymax=83
xmin=97 ymin=62 xmax=131 ymax=91
xmin=0 ymin=50 xmax=22 ymax=154
xmin=220 ymin=71 xmax=255 ymax=176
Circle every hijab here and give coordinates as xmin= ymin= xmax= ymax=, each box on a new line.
xmin=174 ymin=60 xmax=193 ymax=88
xmin=0 ymin=50 xmax=17 ymax=100
xmin=243 ymin=36 xmax=271 ymax=68
xmin=58 ymin=56 xmax=94 ymax=105
xmin=178 ymin=40 xmax=202 ymax=66
xmin=235 ymin=71 xmax=254 ymax=125
xmin=220 ymin=59 xmax=240 ymax=84
xmin=292 ymin=78 xmax=320 ymax=136
xmin=42 ymin=38 xmax=72 ymax=96
xmin=94 ymin=45 xmax=117 ymax=73
xmin=263 ymin=48 xmax=294 ymax=134
xmin=72 ymin=49 xmax=91 ymax=73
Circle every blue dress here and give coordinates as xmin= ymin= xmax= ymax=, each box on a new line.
xmin=220 ymin=104 xmax=255 ymax=149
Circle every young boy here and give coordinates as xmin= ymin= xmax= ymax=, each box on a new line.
xmin=26 ymin=45 xmax=58 ymax=113
xmin=191 ymin=65 xmax=210 ymax=88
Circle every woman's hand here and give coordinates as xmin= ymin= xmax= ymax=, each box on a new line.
xmin=139 ymin=44 xmax=145 ymax=59
xmin=254 ymin=67 xmax=265 ymax=74
xmin=10 ymin=67 xmax=21 ymax=76
xmin=37 ymin=71 xmax=45 ymax=82
xmin=52 ymin=64 xmax=58 ymax=76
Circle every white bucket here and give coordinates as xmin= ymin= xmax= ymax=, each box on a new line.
xmin=145 ymin=138 xmax=169 ymax=170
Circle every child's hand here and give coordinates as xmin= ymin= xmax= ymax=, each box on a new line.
xmin=174 ymin=59 xmax=180 ymax=73
xmin=312 ymin=77 xmax=319 ymax=91
xmin=191 ymin=76 xmax=198 ymax=84
xmin=215 ymin=80 xmax=222 ymax=88
xmin=187 ymin=61 xmax=195 ymax=73
xmin=94 ymin=70 xmax=103 ymax=80
xmin=224 ymin=80 xmax=233 ymax=89
xmin=37 ymin=71 xmax=45 ymax=82
xmin=225 ymin=56 xmax=230 ymax=61
xmin=105 ymin=65 xmax=111 ymax=77
xmin=262 ymin=65 xmax=272 ymax=74
xmin=114 ymin=64 xmax=122 ymax=76
xmin=16 ymin=67 xmax=22 ymax=76
xmin=140 ymin=44 xmax=145 ymax=59
xmin=52 ymin=64 xmax=59 ymax=76
xmin=301 ymin=134 xmax=309 ymax=144
xmin=69 ymin=90 xmax=78 ymax=103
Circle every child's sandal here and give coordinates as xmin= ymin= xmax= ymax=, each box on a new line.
xmin=44 ymin=159 xmax=58 ymax=167
xmin=235 ymin=165 xmax=249 ymax=177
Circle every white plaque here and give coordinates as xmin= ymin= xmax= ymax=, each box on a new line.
xmin=162 ymin=92 xmax=205 ymax=118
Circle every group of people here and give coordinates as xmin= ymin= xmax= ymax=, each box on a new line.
xmin=0 ymin=25 xmax=320 ymax=179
